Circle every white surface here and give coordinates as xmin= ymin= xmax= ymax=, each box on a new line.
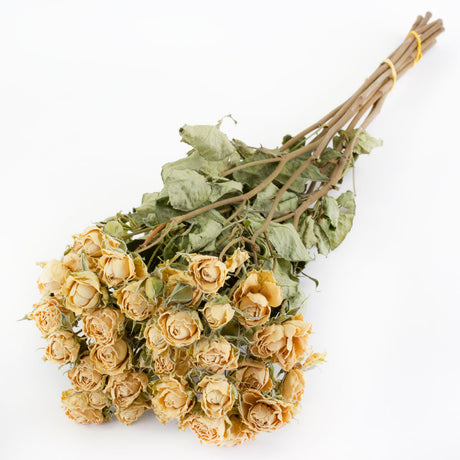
xmin=1 ymin=1 xmax=459 ymax=459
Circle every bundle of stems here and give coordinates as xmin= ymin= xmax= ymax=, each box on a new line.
xmin=133 ymin=12 xmax=443 ymax=256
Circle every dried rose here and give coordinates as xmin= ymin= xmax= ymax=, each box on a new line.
xmin=68 ymin=355 xmax=105 ymax=392
xmin=158 ymin=309 xmax=202 ymax=347
xmin=240 ymin=389 xmax=293 ymax=432
xmin=82 ymin=307 xmax=124 ymax=345
xmin=233 ymin=359 xmax=273 ymax=392
xmin=114 ymin=281 xmax=157 ymax=321
xmin=37 ymin=260 xmax=69 ymax=295
xmin=234 ymin=270 xmax=283 ymax=327
xmin=250 ymin=316 xmax=311 ymax=371
xmin=201 ymin=300 xmax=234 ymax=330
xmin=281 ymin=368 xmax=306 ymax=403
xmin=198 ymin=375 xmax=235 ymax=418
xmin=151 ymin=376 xmax=193 ymax=424
xmin=45 ymin=330 xmax=79 ymax=364
xmin=188 ymin=254 xmax=227 ymax=294
xmin=30 ymin=296 xmax=68 ymax=336
xmin=61 ymin=389 xmax=104 ymax=424
xmin=105 ymin=370 xmax=149 ymax=409
xmin=193 ymin=337 xmax=238 ymax=373
xmin=90 ymin=338 xmax=132 ymax=375
xmin=62 ymin=271 xmax=102 ymax=315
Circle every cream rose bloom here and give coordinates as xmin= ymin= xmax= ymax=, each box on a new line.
xmin=61 ymin=390 xmax=104 ymax=424
xmin=68 ymin=356 xmax=105 ymax=391
xmin=233 ymin=359 xmax=273 ymax=392
xmin=234 ymin=270 xmax=283 ymax=327
xmin=158 ymin=309 xmax=202 ymax=347
xmin=90 ymin=339 xmax=131 ymax=375
xmin=188 ymin=254 xmax=227 ymax=294
xmin=241 ymin=389 xmax=293 ymax=433
xmin=281 ymin=369 xmax=306 ymax=403
xmin=98 ymin=249 xmax=136 ymax=287
xmin=105 ymin=370 xmax=148 ymax=408
xmin=152 ymin=377 xmax=193 ymax=424
xmin=202 ymin=301 xmax=234 ymax=330
xmin=198 ymin=375 xmax=235 ymax=418
xmin=62 ymin=271 xmax=102 ymax=315
xmin=37 ymin=260 xmax=69 ymax=295
xmin=144 ymin=320 xmax=169 ymax=356
xmin=73 ymin=226 xmax=105 ymax=258
xmin=45 ymin=330 xmax=79 ymax=364
xmin=193 ymin=337 xmax=238 ymax=373
xmin=249 ymin=316 xmax=311 ymax=371
xmin=62 ymin=250 xmax=83 ymax=272
xmin=30 ymin=296 xmax=66 ymax=336
xmin=114 ymin=281 xmax=157 ymax=321
xmin=117 ymin=398 xmax=151 ymax=425
xmin=181 ymin=414 xmax=226 ymax=445
xmin=221 ymin=414 xmax=256 ymax=447
xmin=87 ymin=390 xmax=111 ymax=409
xmin=82 ymin=307 xmax=124 ymax=345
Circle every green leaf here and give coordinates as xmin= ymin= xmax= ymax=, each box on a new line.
xmin=275 ymin=158 xmax=329 ymax=193
xmin=161 ymin=150 xmax=205 ymax=181
xmin=333 ymin=129 xmax=382 ymax=155
xmin=253 ymin=183 xmax=298 ymax=213
xmin=353 ymin=131 xmax=383 ymax=155
xmin=337 ymin=190 xmax=356 ymax=213
xmin=164 ymin=169 xmax=211 ymax=211
xmin=179 ymin=124 xmax=237 ymax=161
xmin=233 ymin=152 xmax=277 ymax=188
xmin=314 ymin=191 xmax=356 ymax=254
xmin=322 ymin=196 xmax=340 ymax=228
xmin=154 ymin=196 xmax=182 ymax=223
xmin=273 ymin=258 xmax=307 ymax=311
xmin=249 ymin=215 xmax=312 ymax=262
xmin=184 ymin=210 xmax=224 ymax=252
xmin=316 ymin=148 xmax=342 ymax=167
xmin=298 ymin=215 xmax=317 ymax=249
xmin=209 ymin=178 xmax=243 ymax=203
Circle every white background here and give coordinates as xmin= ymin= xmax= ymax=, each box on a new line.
xmin=1 ymin=1 xmax=459 ymax=459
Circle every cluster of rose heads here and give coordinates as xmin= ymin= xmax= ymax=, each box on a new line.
xmin=29 ymin=226 xmax=324 ymax=446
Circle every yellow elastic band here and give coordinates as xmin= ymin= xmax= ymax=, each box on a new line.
xmin=382 ymin=58 xmax=397 ymax=91
xmin=407 ymin=30 xmax=423 ymax=66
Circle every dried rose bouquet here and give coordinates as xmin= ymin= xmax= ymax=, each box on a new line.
xmin=27 ymin=13 xmax=443 ymax=446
